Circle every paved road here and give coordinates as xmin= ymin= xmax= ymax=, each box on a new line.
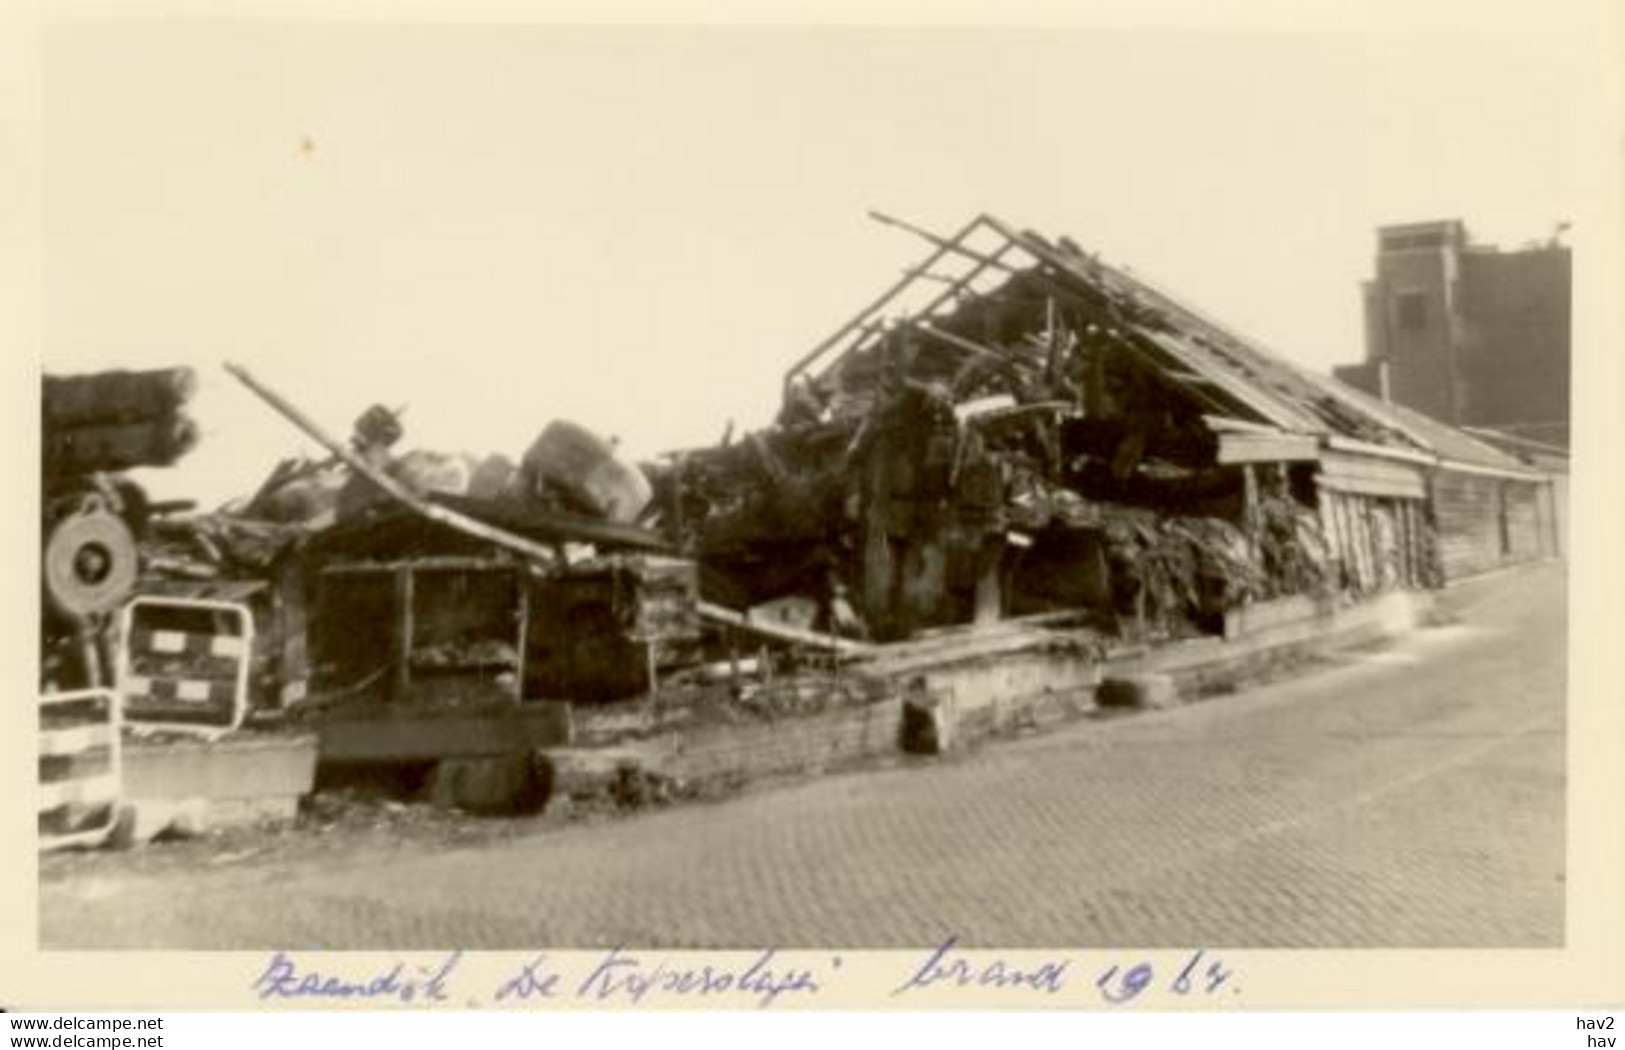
xmin=41 ymin=565 xmax=1566 ymax=949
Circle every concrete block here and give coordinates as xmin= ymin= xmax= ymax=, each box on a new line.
xmin=122 ymin=733 xmax=317 ymax=802
xmin=898 ymin=683 xmax=956 ymax=755
xmin=1096 ymin=673 xmax=1181 ymax=711
xmin=106 ymin=733 xmax=317 ymax=845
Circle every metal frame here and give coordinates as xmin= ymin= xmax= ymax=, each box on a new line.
xmin=115 ymin=594 xmax=255 ymax=739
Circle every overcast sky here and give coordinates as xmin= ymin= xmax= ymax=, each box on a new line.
xmin=44 ymin=16 xmax=1591 ymax=506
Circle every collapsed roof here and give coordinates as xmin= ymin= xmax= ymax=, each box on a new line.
xmin=783 ymin=212 xmax=1532 ymax=476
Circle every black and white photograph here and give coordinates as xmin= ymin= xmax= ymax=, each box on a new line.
xmin=14 ymin=0 xmax=1624 ymax=1018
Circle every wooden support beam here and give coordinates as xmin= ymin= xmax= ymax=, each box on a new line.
xmin=1242 ymin=465 xmax=1261 ymax=562
xmin=813 ymin=213 xmax=1030 ymax=383
xmin=909 ymin=239 xmax=1021 ymax=326
xmin=781 ymin=214 xmax=991 ymax=393
xmin=1216 ymin=431 xmax=1320 ymax=464
xmin=1086 ymin=334 xmax=1107 ymax=418
xmin=392 ymin=565 xmax=414 ymax=704
xmin=914 ymin=320 xmax=1010 ymax=361
xmin=868 ymin=210 xmax=1028 ymax=279
xmin=698 ymin=601 xmax=873 ymax=658
xmin=514 ymin=573 xmax=531 ymax=701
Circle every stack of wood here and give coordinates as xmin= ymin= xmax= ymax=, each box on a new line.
xmin=43 ymin=367 xmax=199 ymax=477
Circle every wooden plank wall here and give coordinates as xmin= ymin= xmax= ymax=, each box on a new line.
xmin=1431 ymin=470 xmax=1552 ymax=581
xmin=1317 ymin=488 xmax=1428 ymax=593
xmin=1546 ymin=473 xmax=1569 ymax=558
xmin=1506 ymin=483 xmax=1542 ymax=559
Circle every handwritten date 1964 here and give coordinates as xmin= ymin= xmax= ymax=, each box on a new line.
xmin=891 ymin=938 xmax=1235 ymax=1005
xmin=1094 ymin=950 xmax=1234 ymax=1004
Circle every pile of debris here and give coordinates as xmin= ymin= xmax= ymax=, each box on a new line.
xmin=645 ymin=213 xmax=1337 ymax=644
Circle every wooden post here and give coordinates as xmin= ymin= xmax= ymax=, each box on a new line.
xmin=1402 ymin=501 xmax=1418 ymax=586
xmin=1087 ymin=331 xmax=1108 ymax=418
xmin=1359 ymin=498 xmax=1379 ymax=590
xmin=392 ymin=565 xmax=415 ymax=704
xmin=1242 ymin=465 xmax=1261 ymax=562
xmin=513 ymin=570 xmax=530 ymax=701
xmin=644 ymin=639 xmax=659 ymax=703
xmin=973 ymin=542 xmax=1004 ymax=625
xmin=670 ymin=453 xmax=686 ymax=549
xmin=1044 ymin=297 xmax=1060 ymax=387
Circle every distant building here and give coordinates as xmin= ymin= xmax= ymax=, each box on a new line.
xmin=1334 ymin=219 xmax=1571 ymax=449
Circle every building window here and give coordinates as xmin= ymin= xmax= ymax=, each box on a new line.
xmin=1395 ymin=291 xmax=1428 ymax=331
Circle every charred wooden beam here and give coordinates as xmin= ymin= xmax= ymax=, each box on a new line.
xmin=782 ymin=213 xmax=992 ymax=395
xmin=698 ymin=600 xmax=873 ymax=657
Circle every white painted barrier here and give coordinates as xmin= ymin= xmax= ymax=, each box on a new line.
xmin=39 ymin=688 xmax=122 ymax=851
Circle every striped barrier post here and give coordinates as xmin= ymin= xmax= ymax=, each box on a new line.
xmin=115 ymin=595 xmax=254 ymax=739
xmin=39 ymin=688 xmax=122 ymax=851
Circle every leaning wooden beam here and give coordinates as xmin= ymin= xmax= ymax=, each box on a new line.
xmin=834 ymin=237 xmax=1024 ymax=377
xmin=913 ymin=320 xmax=1011 ymax=361
xmin=223 ymin=362 xmax=561 ymax=566
xmin=907 ymin=238 xmax=1022 ymax=328
xmin=697 ymin=601 xmax=874 ymax=658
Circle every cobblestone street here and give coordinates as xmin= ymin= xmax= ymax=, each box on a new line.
xmin=41 ymin=564 xmax=1566 ymax=949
